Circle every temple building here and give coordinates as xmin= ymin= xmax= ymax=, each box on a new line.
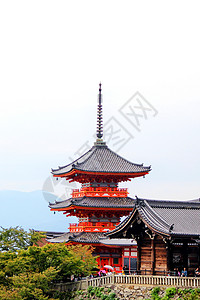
xmin=48 ymin=84 xmax=151 ymax=271
xmin=105 ymin=197 xmax=200 ymax=275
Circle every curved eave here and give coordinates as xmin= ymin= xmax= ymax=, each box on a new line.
xmin=106 ymin=206 xmax=138 ymax=237
xmin=67 ymin=241 xmax=102 ymax=245
xmin=50 ymin=206 xmax=133 ymax=212
xmin=106 ymin=205 xmax=170 ymax=238
xmin=141 ymin=218 xmax=170 ymax=238
xmin=100 ymin=238 xmax=137 ymax=247
xmin=48 ymin=240 xmax=74 ymax=245
xmin=52 ymin=169 xmax=150 ymax=178
xmin=170 ymin=232 xmax=200 ymax=238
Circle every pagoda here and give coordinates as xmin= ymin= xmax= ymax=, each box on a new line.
xmin=48 ymin=84 xmax=151 ymax=271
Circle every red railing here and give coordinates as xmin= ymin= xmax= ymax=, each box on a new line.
xmin=69 ymin=222 xmax=119 ymax=233
xmin=72 ymin=187 xmax=128 ymax=198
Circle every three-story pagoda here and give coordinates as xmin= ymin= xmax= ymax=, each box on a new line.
xmin=48 ymin=84 xmax=151 ymax=270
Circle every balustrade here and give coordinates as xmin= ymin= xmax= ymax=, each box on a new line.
xmin=69 ymin=222 xmax=118 ymax=232
xmin=52 ymin=274 xmax=200 ymax=292
xmin=71 ymin=187 xmax=128 ymax=198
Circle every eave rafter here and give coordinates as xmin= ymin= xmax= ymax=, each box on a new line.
xmin=53 ymin=170 xmax=150 ymax=183
xmin=51 ymin=206 xmax=132 ymax=213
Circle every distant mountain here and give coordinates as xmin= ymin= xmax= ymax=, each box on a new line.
xmin=0 ymin=190 xmax=77 ymax=232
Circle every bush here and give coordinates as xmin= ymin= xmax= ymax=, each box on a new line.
xmin=151 ymin=287 xmax=161 ymax=300
xmin=152 ymin=287 xmax=160 ymax=294
xmin=146 ymin=287 xmax=200 ymax=300
xmin=165 ymin=287 xmax=176 ymax=298
xmin=109 ymin=292 xmax=116 ymax=299
xmin=87 ymin=286 xmax=93 ymax=293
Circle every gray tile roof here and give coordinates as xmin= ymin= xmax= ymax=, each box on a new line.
xmin=46 ymin=230 xmax=138 ymax=246
xmin=47 ymin=231 xmax=105 ymax=244
xmin=99 ymin=238 xmax=137 ymax=246
xmin=34 ymin=230 xmax=65 ymax=239
xmin=46 ymin=232 xmax=73 ymax=243
xmin=106 ymin=198 xmax=200 ymax=238
xmin=49 ymin=196 xmax=136 ymax=209
xmin=148 ymin=199 xmax=200 ymax=236
xmin=52 ymin=145 xmax=151 ymax=175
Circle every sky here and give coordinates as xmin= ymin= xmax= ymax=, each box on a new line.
xmin=0 ymin=0 xmax=200 ymax=206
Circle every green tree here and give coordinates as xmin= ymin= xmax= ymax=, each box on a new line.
xmin=1 ymin=243 xmax=97 ymax=278
xmin=0 ymin=267 xmax=58 ymax=300
xmin=0 ymin=243 xmax=97 ymax=299
xmin=67 ymin=244 xmax=98 ymax=275
xmin=0 ymin=226 xmax=45 ymax=252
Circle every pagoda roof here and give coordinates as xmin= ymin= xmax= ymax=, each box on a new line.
xmin=46 ymin=231 xmax=137 ymax=246
xmin=49 ymin=196 xmax=136 ymax=210
xmin=98 ymin=238 xmax=137 ymax=246
xmin=106 ymin=198 xmax=200 ymax=238
xmin=46 ymin=231 xmax=105 ymax=244
xmin=51 ymin=144 xmax=151 ymax=177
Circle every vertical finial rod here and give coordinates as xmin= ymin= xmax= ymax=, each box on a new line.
xmin=99 ymin=82 xmax=102 ymax=101
xmin=96 ymin=82 xmax=103 ymax=139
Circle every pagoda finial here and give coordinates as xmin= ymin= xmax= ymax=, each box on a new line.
xmin=96 ymin=82 xmax=103 ymax=139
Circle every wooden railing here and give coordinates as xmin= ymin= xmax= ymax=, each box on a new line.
xmin=112 ymin=274 xmax=200 ymax=288
xmin=52 ymin=274 xmax=200 ymax=292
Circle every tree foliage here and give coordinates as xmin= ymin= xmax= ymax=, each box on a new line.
xmin=0 ymin=240 xmax=97 ymax=299
xmin=0 ymin=226 xmax=45 ymax=252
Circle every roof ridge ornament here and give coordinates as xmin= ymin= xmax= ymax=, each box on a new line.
xmin=169 ymin=223 xmax=174 ymax=232
xmin=135 ymin=195 xmax=144 ymax=207
xmin=94 ymin=82 xmax=106 ymax=146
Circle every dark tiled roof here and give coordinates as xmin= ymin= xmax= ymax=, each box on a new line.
xmin=46 ymin=232 xmax=73 ymax=243
xmin=34 ymin=230 xmax=65 ymax=239
xmin=71 ymin=232 xmax=105 ymax=243
xmin=135 ymin=199 xmax=172 ymax=235
xmin=148 ymin=199 xmax=200 ymax=236
xmin=52 ymin=145 xmax=151 ymax=175
xmin=99 ymin=237 xmax=137 ymax=246
xmin=144 ymin=198 xmax=200 ymax=209
xmin=105 ymin=209 xmax=135 ymax=236
xmin=47 ymin=231 xmax=105 ymax=244
xmin=49 ymin=196 xmax=136 ymax=209
xmin=49 ymin=198 xmax=72 ymax=209
xmin=45 ymin=231 xmax=65 ymax=240
xmin=106 ymin=198 xmax=200 ymax=238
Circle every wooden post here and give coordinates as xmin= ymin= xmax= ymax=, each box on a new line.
xmin=166 ymin=241 xmax=171 ymax=273
xmin=151 ymin=237 xmax=155 ymax=275
xmin=137 ymin=239 xmax=141 ymax=273
xmin=182 ymin=241 xmax=188 ymax=270
xmin=198 ymin=244 xmax=200 ymax=267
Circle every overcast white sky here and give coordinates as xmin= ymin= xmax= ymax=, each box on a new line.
xmin=0 ymin=0 xmax=200 ymax=201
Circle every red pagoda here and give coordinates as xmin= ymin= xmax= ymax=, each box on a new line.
xmin=48 ymin=84 xmax=151 ymax=272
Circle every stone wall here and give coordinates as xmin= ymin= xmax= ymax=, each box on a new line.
xmin=74 ymin=284 xmax=168 ymax=300
xmin=110 ymin=284 xmax=154 ymax=299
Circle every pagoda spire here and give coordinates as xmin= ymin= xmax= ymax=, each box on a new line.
xmin=96 ymin=82 xmax=103 ymax=140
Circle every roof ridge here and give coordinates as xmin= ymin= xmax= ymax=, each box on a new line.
xmin=76 ymin=146 xmax=99 ymax=168
xmin=51 ymin=146 xmax=96 ymax=172
xmin=141 ymin=198 xmax=200 ymax=205
xmin=138 ymin=200 xmax=170 ymax=232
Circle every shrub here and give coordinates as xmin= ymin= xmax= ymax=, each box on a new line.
xmin=87 ymin=286 xmax=93 ymax=293
xmin=151 ymin=287 xmax=161 ymax=300
xmin=109 ymin=292 xmax=116 ymax=299
xmin=165 ymin=287 xmax=177 ymax=298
